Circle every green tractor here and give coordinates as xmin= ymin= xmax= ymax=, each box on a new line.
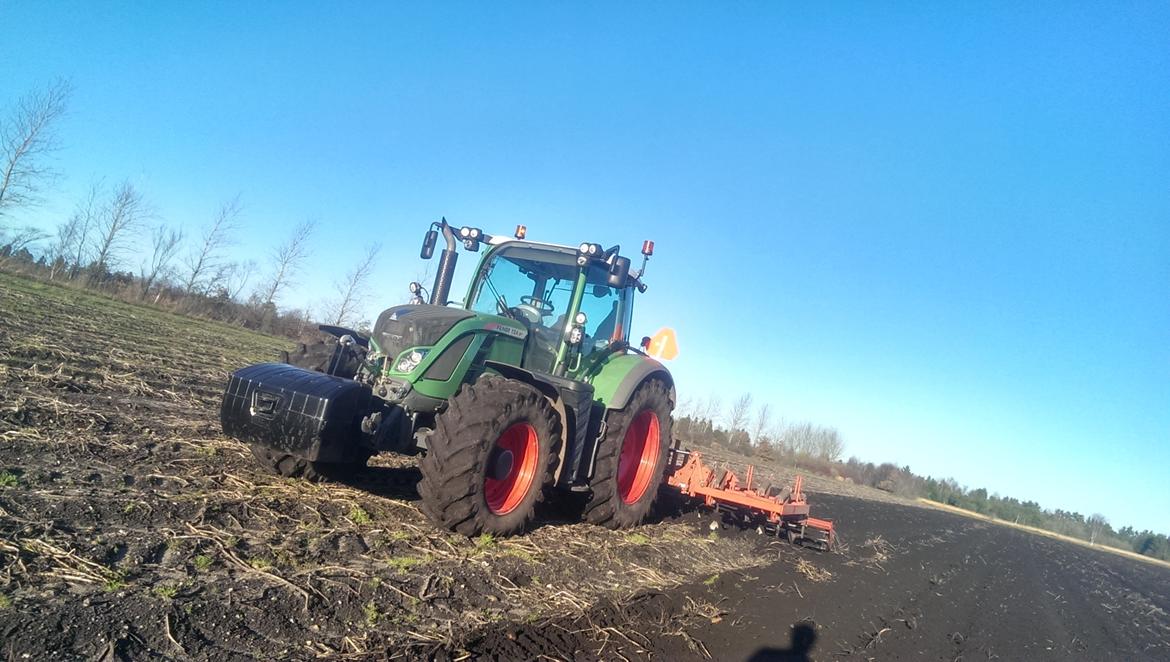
xmin=221 ymin=219 xmax=675 ymax=536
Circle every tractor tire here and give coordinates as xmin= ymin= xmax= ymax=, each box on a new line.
xmin=418 ymin=375 xmax=562 ymax=537
xmin=583 ymin=378 xmax=674 ymax=529
xmin=249 ymin=444 xmax=371 ymax=482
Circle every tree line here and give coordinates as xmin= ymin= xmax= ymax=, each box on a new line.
xmin=0 ymin=79 xmax=382 ymax=338
xmin=676 ymin=392 xmax=1170 ymax=562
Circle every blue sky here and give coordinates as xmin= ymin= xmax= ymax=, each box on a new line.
xmin=2 ymin=2 xmax=1167 ymax=532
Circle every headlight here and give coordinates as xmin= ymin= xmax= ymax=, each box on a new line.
xmin=395 ymin=349 xmax=428 ymax=372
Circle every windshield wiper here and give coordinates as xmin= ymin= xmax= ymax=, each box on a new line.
xmin=483 ymin=275 xmax=514 ymax=319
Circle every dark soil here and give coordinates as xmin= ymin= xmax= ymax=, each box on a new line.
xmin=2 ymin=271 xmax=1168 ymax=661
xmin=410 ymin=493 xmax=1170 ymax=661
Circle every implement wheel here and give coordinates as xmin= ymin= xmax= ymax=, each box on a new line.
xmin=418 ymin=375 xmax=562 ymax=536
xmin=584 ymin=378 xmax=674 ymax=529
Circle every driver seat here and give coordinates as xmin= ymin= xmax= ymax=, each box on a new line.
xmin=592 ymin=302 xmax=619 ymax=344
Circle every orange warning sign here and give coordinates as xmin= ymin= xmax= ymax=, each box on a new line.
xmin=647 ymin=327 xmax=678 ymax=361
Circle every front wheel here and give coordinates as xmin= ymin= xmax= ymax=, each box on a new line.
xmin=583 ymin=379 xmax=674 ymax=529
xmin=418 ymin=376 xmax=562 ymax=536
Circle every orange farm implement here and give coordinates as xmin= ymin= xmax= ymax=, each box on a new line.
xmin=665 ymin=450 xmax=836 ymax=551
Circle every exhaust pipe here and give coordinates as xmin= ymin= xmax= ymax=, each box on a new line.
xmin=430 ymin=220 xmax=458 ymax=306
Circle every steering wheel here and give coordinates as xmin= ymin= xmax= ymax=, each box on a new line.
xmin=520 ymin=296 xmax=554 ymax=316
xmin=513 ymin=296 xmax=553 ymax=324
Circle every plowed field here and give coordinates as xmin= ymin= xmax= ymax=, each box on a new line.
xmin=1 ymin=271 xmax=1167 ymax=661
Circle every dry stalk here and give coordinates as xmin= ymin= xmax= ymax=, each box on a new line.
xmin=795 ymin=558 xmax=832 ymax=582
xmin=185 ymin=523 xmax=313 ymax=608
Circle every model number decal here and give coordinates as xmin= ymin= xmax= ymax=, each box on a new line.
xmin=484 ymin=323 xmax=527 ymax=339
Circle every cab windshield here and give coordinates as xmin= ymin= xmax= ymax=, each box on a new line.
xmin=470 ymin=245 xmax=578 ymax=327
xmin=470 ymin=244 xmax=631 ymax=372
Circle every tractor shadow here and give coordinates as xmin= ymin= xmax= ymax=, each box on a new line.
xmin=745 ymin=622 xmax=816 ymax=661
xmin=339 ymin=467 xmax=707 ymax=532
xmin=647 ymin=486 xmax=706 ymax=524
xmin=342 ymin=468 xmax=592 ymax=532
xmin=345 ymin=464 xmax=423 ymax=502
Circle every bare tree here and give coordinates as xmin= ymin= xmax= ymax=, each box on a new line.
xmin=782 ymin=421 xmax=816 ymax=456
xmin=182 ymin=195 xmax=241 ymax=294
xmin=47 ymin=214 xmax=83 ymax=279
xmin=46 ymin=183 xmax=101 ymax=279
xmin=226 ymin=260 xmax=258 ymax=301
xmin=324 ymin=243 xmax=380 ymax=327
xmin=779 ymin=421 xmax=845 ymax=462
xmin=90 ymin=181 xmax=150 ymax=281
xmin=0 ymin=79 xmax=71 ymax=220
xmin=67 ymin=181 xmax=102 ymax=277
xmin=751 ymin=403 xmax=771 ymax=447
xmin=700 ymin=395 xmax=722 ymax=426
xmin=0 ymin=225 xmax=48 ymax=266
xmin=767 ymin=417 xmax=790 ymax=454
xmin=812 ymin=426 xmax=845 ymax=462
xmin=258 ymin=220 xmax=315 ymax=306
xmin=0 ymin=225 xmax=47 ymax=251
xmin=139 ymin=224 xmax=184 ymax=300
xmin=1088 ymin=513 xmax=1109 ymax=545
xmin=727 ymin=393 xmax=753 ymax=432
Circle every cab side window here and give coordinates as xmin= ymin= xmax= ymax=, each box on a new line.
xmin=578 ymin=283 xmax=624 ymax=352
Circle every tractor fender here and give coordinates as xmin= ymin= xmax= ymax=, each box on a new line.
xmin=482 ymin=361 xmax=561 ymax=402
xmin=590 ymin=353 xmax=675 ymax=411
xmin=481 ymin=361 xmax=575 ymax=483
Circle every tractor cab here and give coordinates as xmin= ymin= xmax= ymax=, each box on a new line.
xmin=465 ymin=241 xmax=633 ymax=377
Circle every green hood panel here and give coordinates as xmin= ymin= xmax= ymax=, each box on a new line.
xmin=373 ymin=304 xmax=475 ymax=360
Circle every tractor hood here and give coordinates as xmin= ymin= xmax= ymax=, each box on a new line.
xmin=373 ymin=305 xmax=475 ymax=360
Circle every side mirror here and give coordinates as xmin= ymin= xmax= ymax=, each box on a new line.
xmin=420 ymin=229 xmax=438 ymax=259
xmin=607 ymin=256 xmax=631 ymax=288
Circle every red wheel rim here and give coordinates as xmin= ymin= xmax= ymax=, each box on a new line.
xmin=484 ymin=422 xmax=540 ymax=515
xmin=617 ymin=410 xmax=660 ymax=504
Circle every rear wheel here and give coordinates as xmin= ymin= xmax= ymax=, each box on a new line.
xmin=249 ymin=444 xmax=371 ymax=482
xmin=584 ymin=379 xmax=674 ymax=529
xmin=418 ymin=376 xmax=561 ymax=536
